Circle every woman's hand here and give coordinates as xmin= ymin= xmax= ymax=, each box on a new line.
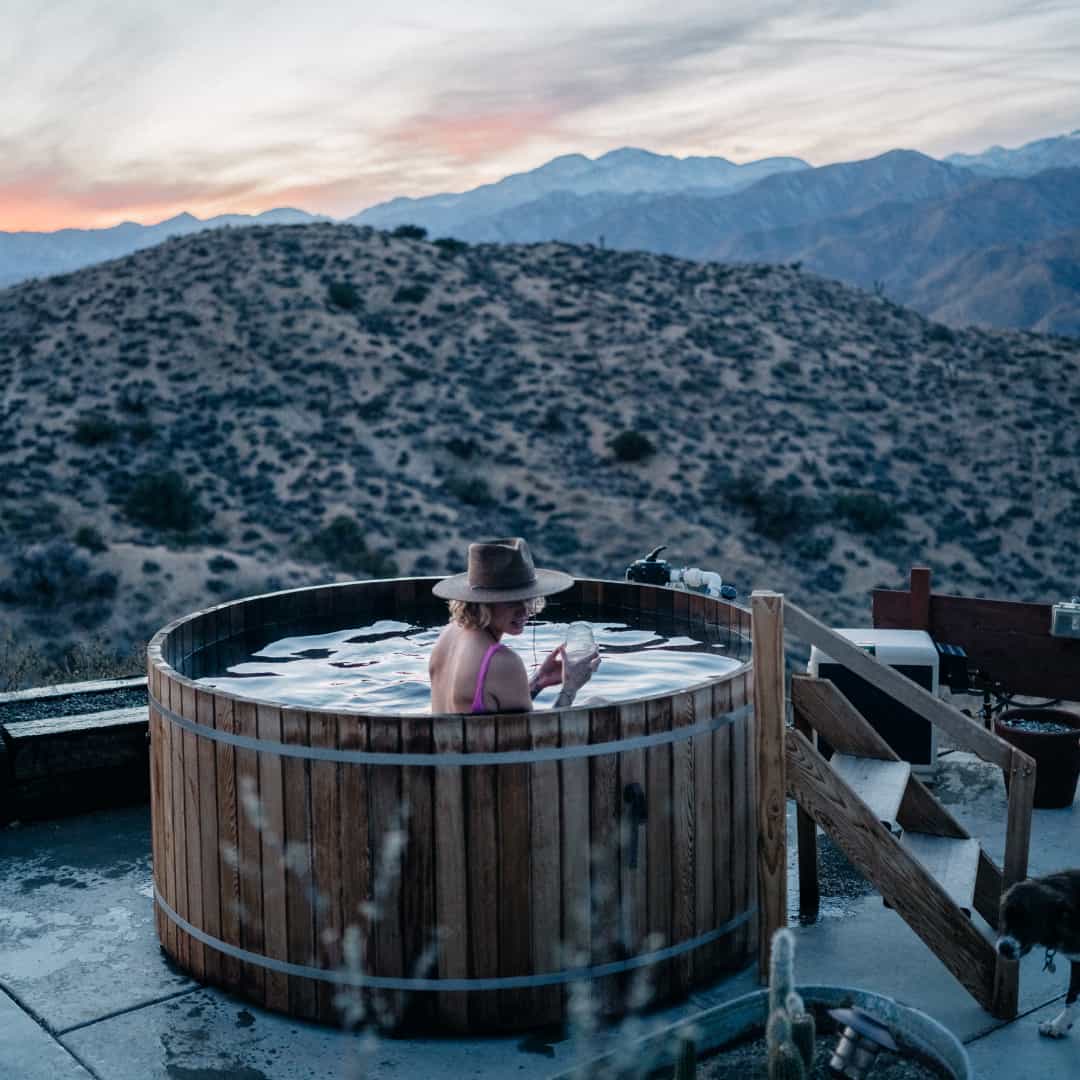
xmin=561 ymin=645 xmax=601 ymax=693
xmin=530 ymin=645 xmax=566 ymax=695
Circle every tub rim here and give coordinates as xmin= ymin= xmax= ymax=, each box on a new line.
xmin=147 ymin=575 xmax=753 ymax=720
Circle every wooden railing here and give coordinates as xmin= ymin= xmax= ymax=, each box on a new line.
xmin=751 ymin=590 xmax=1036 ymax=1019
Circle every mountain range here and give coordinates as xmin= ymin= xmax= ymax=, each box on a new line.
xmin=3 ymin=131 xmax=1080 ymax=334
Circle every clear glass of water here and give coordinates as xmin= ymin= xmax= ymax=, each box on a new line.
xmin=563 ymin=621 xmax=596 ymax=663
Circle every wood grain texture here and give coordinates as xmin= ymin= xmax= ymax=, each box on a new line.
xmin=338 ymin=714 xmax=371 ymax=1028
xmin=401 ymin=713 xmax=436 ymax=1029
xmin=432 ymin=715 xmax=469 ymax=1031
xmin=645 ymin=695 xmax=673 ymax=1002
xmin=369 ymin=715 xmax=406 ymax=1027
xmin=751 ymin=591 xmax=786 ymax=982
xmin=234 ymin=699 xmax=265 ymax=1001
xmin=195 ymin=688 xmax=221 ymax=984
xmin=308 ymin=709 xmax=341 ymax=1022
xmin=257 ymin=704 xmax=289 ymax=1012
xmin=168 ymin=674 xmax=190 ymax=971
xmin=465 ymin=716 xmax=499 ymax=1030
xmin=616 ymin=701 xmax=648 ymax=1004
xmin=589 ymin=705 xmax=622 ymax=1016
xmin=670 ymin=693 xmax=695 ymax=997
xmin=692 ymin=688 xmax=715 ymax=983
xmin=528 ymin=711 xmax=562 ymax=1025
xmin=282 ymin=707 xmax=318 ymax=1019
xmin=560 ymin=708 xmax=592 ymax=1016
xmin=787 ymin=728 xmax=1002 ymax=1015
xmin=496 ymin=711 xmax=533 ymax=1026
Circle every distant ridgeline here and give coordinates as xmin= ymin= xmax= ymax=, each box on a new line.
xmin=4 ymin=134 xmax=1080 ymax=335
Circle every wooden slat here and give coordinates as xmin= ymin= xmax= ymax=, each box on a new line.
xmin=710 ymin=680 xmax=734 ymax=975
xmin=154 ymin=666 xmax=176 ymax=957
xmin=645 ymin=697 xmax=672 ymax=1001
xmin=496 ymin=711 xmax=532 ymax=1026
xmin=529 ymin=711 xmax=562 ymax=1025
xmin=692 ymin=687 xmax=714 ymax=984
xmin=369 ymin=715 xmax=405 ymax=1027
xmin=589 ymin=704 xmax=622 ymax=1016
xmin=195 ymin=688 xmax=221 ymax=985
xmin=402 ymin=713 xmax=436 ymax=1028
xmin=617 ymin=701 xmax=648 ymax=1003
xmin=234 ymin=699 xmax=265 ymax=1000
xmin=213 ymin=691 xmax=241 ymax=993
xmin=910 ymin=567 xmax=931 ymax=630
xmin=169 ymin=675 xmax=190 ymax=971
xmin=309 ymin=710 xmax=342 ymax=1023
xmin=792 ymin=691 xmax=819 ymax=922
xmin=740 ymin=672 xmax=759 ymax=966
xmin=830 ymin=754 xmax=910 ymax=826
xmin=670 ymin=693 xmax=695 ymax=997
xmin=786 ymin=728 xmax=1002 ymax=1015
xmin=560 ymin=708 xmax=592 ymax=1015
xmin=282 ymin=707 xmax=317 ymax=1019
xmin=433 ymin=715 xmax=469 ymax=1031
xmin=257 ymin=704 xmax=289 ymax=1012
xmin=785 ymin=601 xmax=1013 ymax=767
xmin=791 ymin=675 xmax=899 ymax=762
xmin=751 ymin=591 xmax=786 ymax=982
xmin=901 ymin=833 xmax=981 ymax=913
xmin=338 ymin=715 xmax=370 ymax=1028
xmin=465 ymin=715 xmax=499 ymax=1030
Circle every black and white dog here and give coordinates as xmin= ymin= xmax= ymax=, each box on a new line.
xmin=996 ymin=870 xmax=1080 ymax=1038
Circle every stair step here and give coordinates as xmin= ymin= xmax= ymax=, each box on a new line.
xmin=830 ymin=753 xmax=911 ymax=826
xmin=901 ymin=833 xmax=982 ymax=915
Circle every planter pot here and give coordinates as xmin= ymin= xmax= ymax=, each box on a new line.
xmin=995 ymin=708 xmax=1080 ymax=809
xmin=553 ymin=985 xmax=971 ymax=1079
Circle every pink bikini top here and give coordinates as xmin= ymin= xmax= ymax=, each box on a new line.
xmin=471 ymin=642 xmax=506 ymax=714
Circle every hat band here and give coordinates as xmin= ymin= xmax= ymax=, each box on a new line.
xmin=468 ymin=574 xmax=537 ymax=591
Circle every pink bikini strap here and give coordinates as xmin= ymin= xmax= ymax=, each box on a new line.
xmin=471 ymin=642 xmax=505 ymax=713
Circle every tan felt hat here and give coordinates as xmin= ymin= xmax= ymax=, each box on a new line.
xmin=432 ymin=537 xmax=573 ymax=603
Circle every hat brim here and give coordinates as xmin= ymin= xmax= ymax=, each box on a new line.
xmin=431 ymin=568 xmax=574 ymax=603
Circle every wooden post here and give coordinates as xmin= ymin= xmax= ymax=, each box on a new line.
xmin=910 ymin=567 xmax=932 ymax=632
xmin=792 ymin=701 xmax=819 ymax=922
xmin=752 ymin=590 xmax=787 ymax=982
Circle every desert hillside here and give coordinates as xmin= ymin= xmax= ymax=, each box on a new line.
xmin=1 ymin=222 xmax=1078 ymax=680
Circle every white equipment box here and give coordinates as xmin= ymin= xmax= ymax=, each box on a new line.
xmin=808 ymin=629 xmax=939 ymax=779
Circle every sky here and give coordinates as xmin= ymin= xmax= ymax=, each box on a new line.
xmin=2 ymin=0 xmax=1078 ymax=232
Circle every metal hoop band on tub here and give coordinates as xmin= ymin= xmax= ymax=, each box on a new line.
xmin=148 ymin=695 xmax=752 ymax=766
xmin=154 ymin=888 xmax=755 ymax=991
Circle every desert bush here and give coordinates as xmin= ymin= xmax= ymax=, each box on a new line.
xmin=73 ymin=412 xmax=120 ymax=446
xmin=74 ymin=525 xmax=108 ymax=553
xmin=833 ymin=491 xmax=900 ymax=533
xmin=446 ymin=437 xmax=476 ymax=459
xmin=443 ymin=471 xmax=495 ymax=507
xmin=393 ymin=284 xmax=428 ymax=304
xmin=327 ymin=281 xmax=362 ymax=311
xmin=611 ymin=429 xmax=656 ymax=462
xmin=0 ymin=628 xmax=145 ymax=691
xmin=207 ymin=554 xmax=238 ymax=573
xmin=122 ymin=470 xmax=205 ymax=533
xmin=434 ymin=237 xmax=468 ymax=256
xmin=308 ymin=515 xmax=399 ymax=577
xmin=391 ymin=224 xmax=427 ymax=240
xmin=1 ymin=540 xmax=117 ymax=608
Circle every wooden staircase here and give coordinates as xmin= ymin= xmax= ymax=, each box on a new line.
xmin=750 ymin=594 xmax=1037 ymax=1022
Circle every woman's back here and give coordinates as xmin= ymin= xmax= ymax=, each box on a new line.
xmin=429 ymin=624 xmax=525 ymax=714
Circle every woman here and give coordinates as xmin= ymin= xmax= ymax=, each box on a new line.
xmin=429 ymin=537 xmax=599 ymax=714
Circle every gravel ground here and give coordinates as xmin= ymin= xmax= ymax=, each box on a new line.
xmin=697 ymin=1031 xmax=951 ymax=1079
xmin=0 ymin=687 xmax=148 ymax=724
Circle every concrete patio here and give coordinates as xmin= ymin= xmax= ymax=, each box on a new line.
xmin=2 ymin=741 xmax=1077 ymax=1080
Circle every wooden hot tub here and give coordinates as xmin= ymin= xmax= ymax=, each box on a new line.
xmin=147 ymin=577 xmax=757 ymax=1031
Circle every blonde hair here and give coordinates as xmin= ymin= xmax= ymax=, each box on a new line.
xmin=447 ymin=596 xmax=546 ymax=629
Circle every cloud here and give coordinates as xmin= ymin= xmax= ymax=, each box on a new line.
xmin=1 ymin=0 xmax=1077 ymax=228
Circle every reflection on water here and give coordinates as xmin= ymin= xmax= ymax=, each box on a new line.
xmin=194 ymin=610 xmax=749 ymax=714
